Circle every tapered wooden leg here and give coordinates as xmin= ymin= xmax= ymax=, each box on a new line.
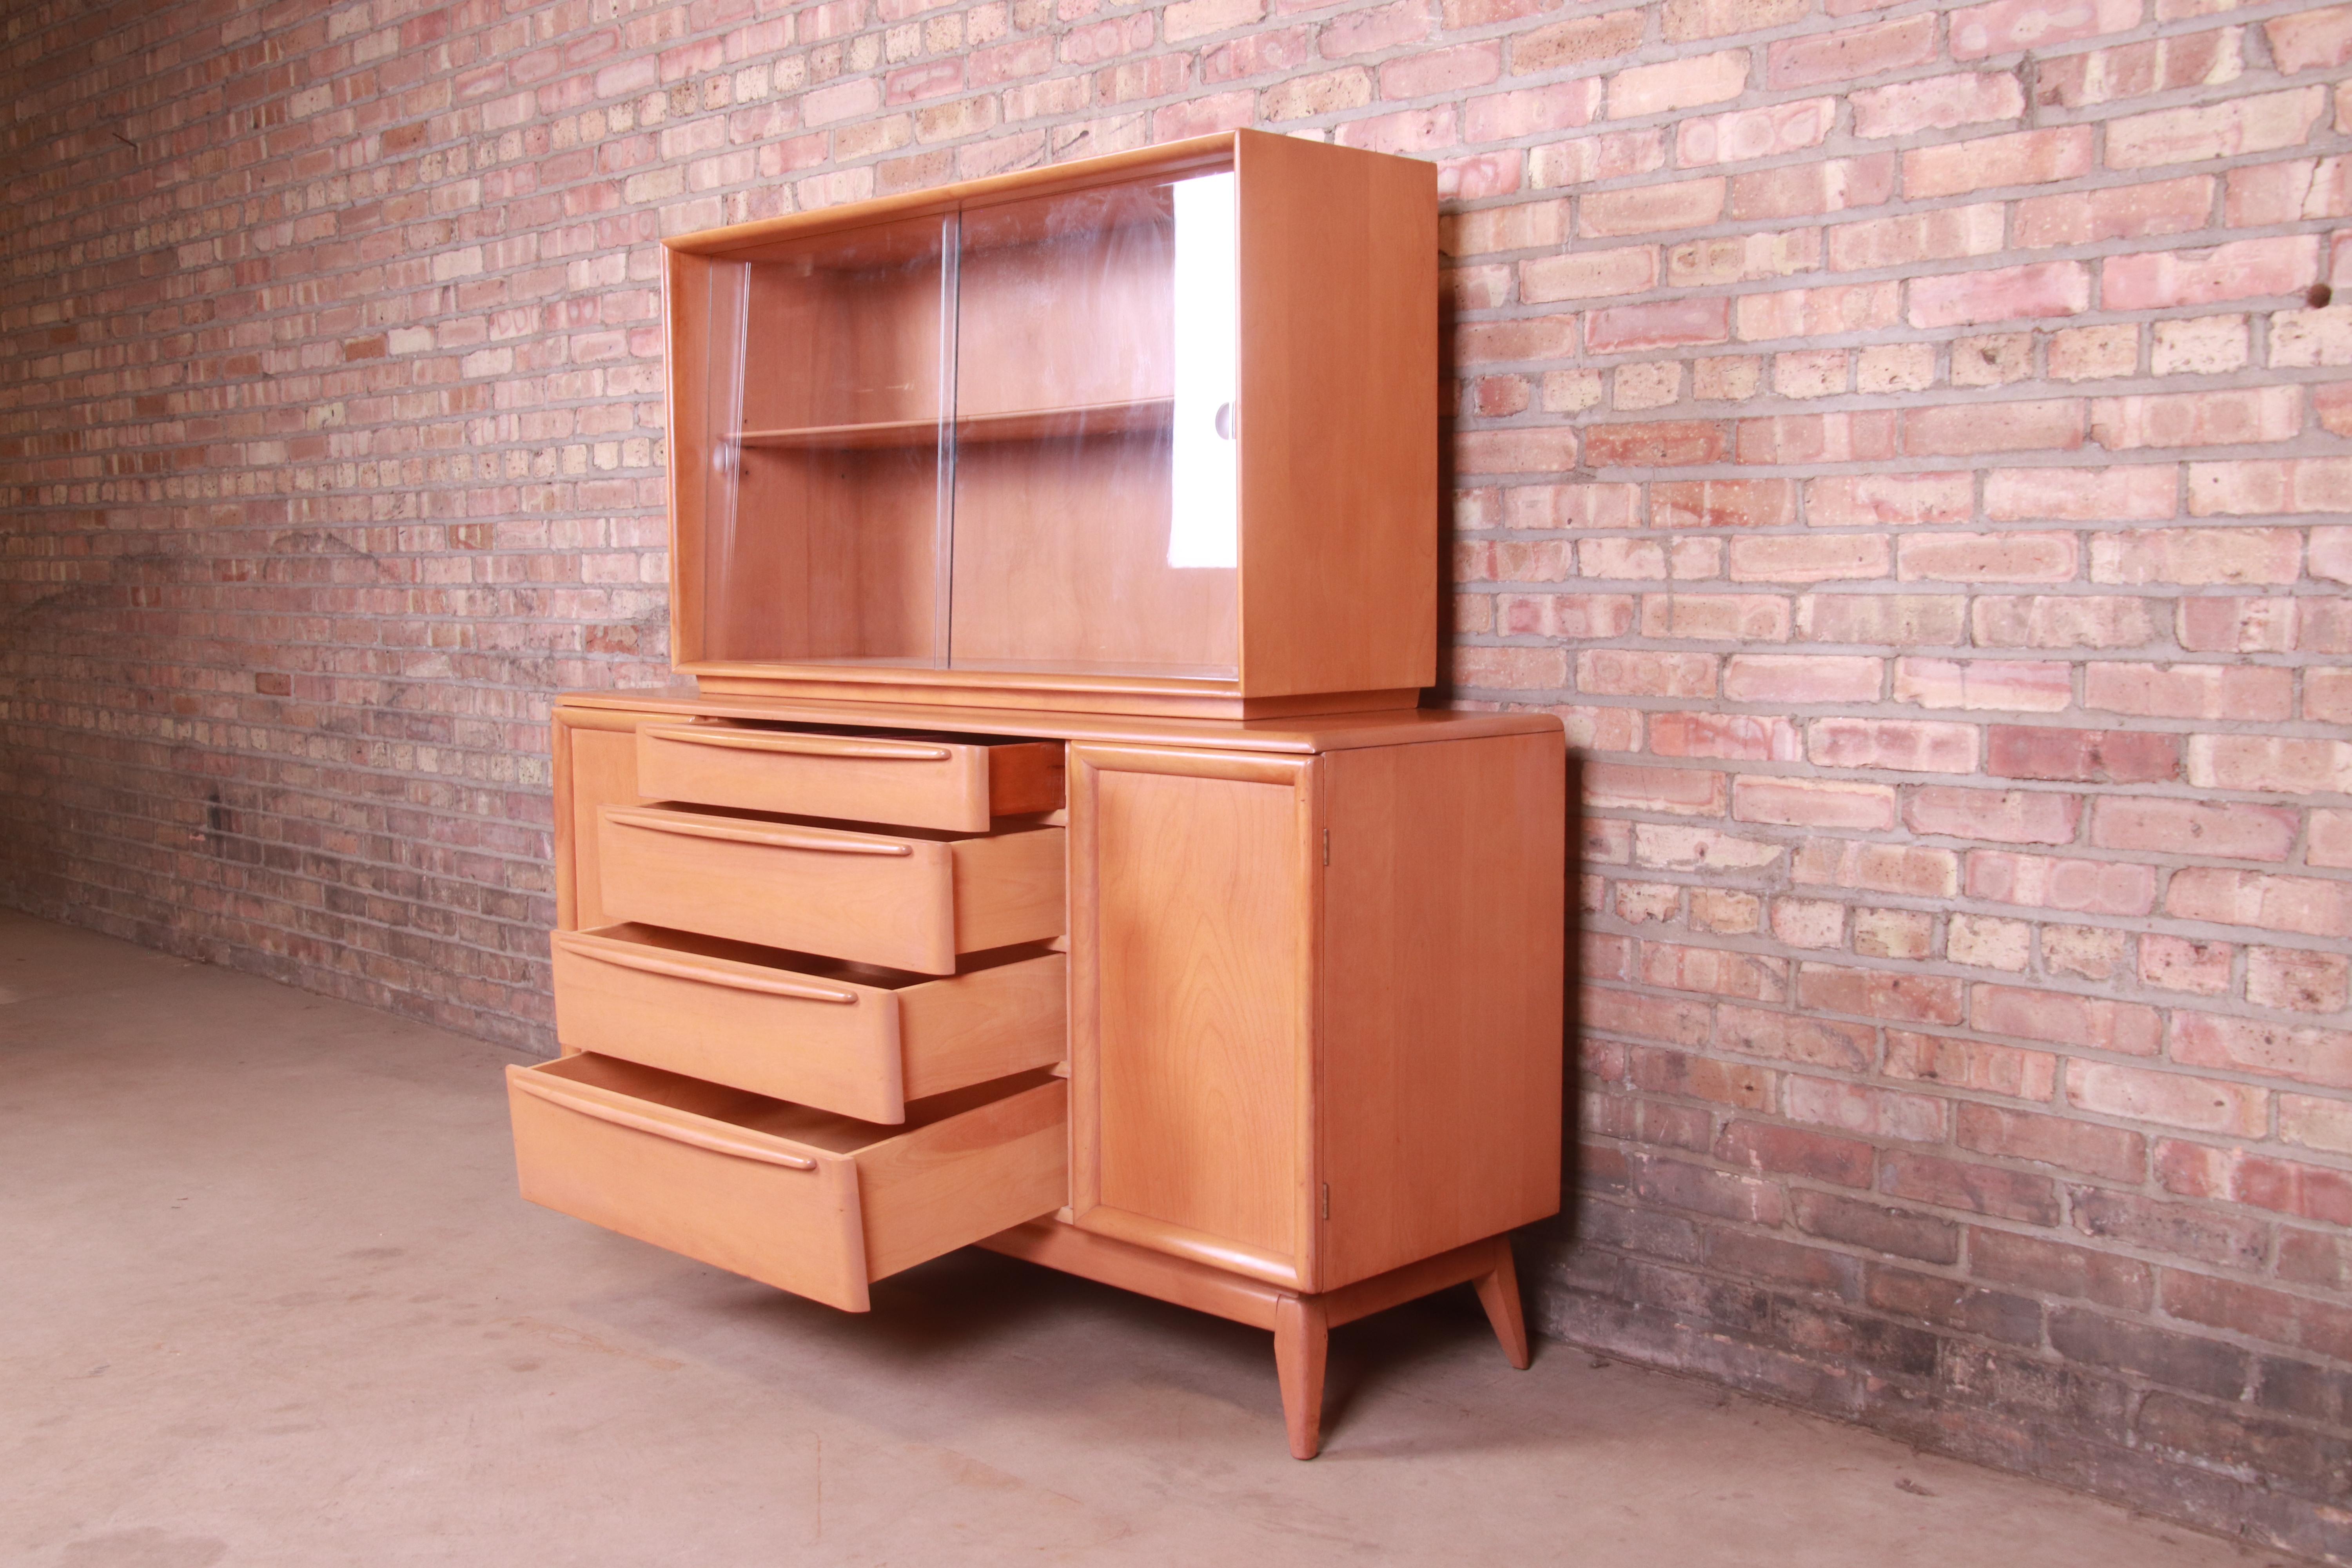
xmin=1472 ymin=1239 xmax=1531 ymax=1370
xmin=1273 ymin=1294 xmax=1330 ymax=1459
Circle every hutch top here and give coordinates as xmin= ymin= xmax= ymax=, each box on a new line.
xmin=662 ymin=130 xmax=1439 ymax=719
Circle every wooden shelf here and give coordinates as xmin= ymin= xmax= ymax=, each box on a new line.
xmin=731 ymin=397 xmax=1174 ymax=452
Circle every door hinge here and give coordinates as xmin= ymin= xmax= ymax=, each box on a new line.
xmin=1321 ymin=1182 xmax=1330 ymax=1221
xmin=1321 ymin=828 xmax=1330 ymax=866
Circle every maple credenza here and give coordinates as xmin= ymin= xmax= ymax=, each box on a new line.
xmin=511 ymin=691 xmax=1564 ymax=1456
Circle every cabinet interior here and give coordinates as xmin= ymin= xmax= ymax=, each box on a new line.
xmin=693 ymin=162 xmax=1240 ymax=681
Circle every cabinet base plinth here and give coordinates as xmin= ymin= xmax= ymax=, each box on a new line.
xmin=976 ymin=1219 xmax=1529 ymax=1459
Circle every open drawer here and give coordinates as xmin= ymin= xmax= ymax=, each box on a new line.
xmin=551 ymin=924 xmax=1066 ymax=1123
xmin=637 ymin=722 xmax=1063 ymax=833
xmin=595 ymin=804 xmax=1064 ymax=974
xmin=507 ymin=1054 xmax=1067 ymax=1312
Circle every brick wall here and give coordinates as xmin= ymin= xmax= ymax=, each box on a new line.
xmin=4 ymin=0 xmax=2348 ymax=1554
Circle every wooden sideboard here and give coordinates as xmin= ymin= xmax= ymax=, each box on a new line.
xmin=513 ymin=690 xmax=1565 ymax=1456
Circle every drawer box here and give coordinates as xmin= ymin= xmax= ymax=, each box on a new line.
xmin=507 ymin=1054 xmax=1067 ymax=1312
xmin=637 ymin=722 xmax=1063 ymax=833
xmin=595 ymin=804 xmax=1065 ymax=974
xmin=551 ymin=924 xmax=1067 ymax=1123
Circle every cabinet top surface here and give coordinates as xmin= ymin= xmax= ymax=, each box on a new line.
xmin=664 ymin=130 xmax=1383 ymax=258
xmin=557 ymin=689 xmax=1562 ymax=753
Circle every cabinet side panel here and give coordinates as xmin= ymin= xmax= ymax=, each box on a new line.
xmin=1085 ymin=764 xmax=1307 ymax=1270
xmin=1318 ymin=731 xmax=1566 ymax=1290
xmin=563 ymin=720 xmax=644 ymax=936
xmin=1234 ymin=132 xmax=1438 ymax=699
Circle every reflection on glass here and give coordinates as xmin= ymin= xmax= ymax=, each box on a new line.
xmin=696 ymin=216 xmax=951 ymax=668
xmin=947 ymin=168 xmax=1240 ymax=679
xmin=1169 ymin=172 xmax=1237 ymax=570
xmin=690 ymin=165 xmax=1242 ymax=681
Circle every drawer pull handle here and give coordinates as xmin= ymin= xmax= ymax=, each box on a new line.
xmin=512 ymin=1074 xmax=818 ymax=1171
xmin=604 ymin=806 xmax=914 ymax=856
xmin=646 ymin=725 xmax=953 ymax=762
xmin=555 ymin=933 xmax=858 ymax=1004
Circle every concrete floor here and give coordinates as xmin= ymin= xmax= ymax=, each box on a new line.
xmin=0 ymin=909 xmax=2290 ymax=1568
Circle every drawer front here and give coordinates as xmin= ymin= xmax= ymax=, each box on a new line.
xmin=637 ymin=723 xmax=1063 ymax=833
xmin=594 ymin=804 xmax=1065 ymax=974
xmin=507 ymin=1055 xmax=1067 ymax=1312
xmin=551 ymin=926 xmax=1067 ymax=1123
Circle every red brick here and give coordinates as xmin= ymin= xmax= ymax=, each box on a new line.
xmin=1971 ymin=983 xmax=2162 ymax=1056
xmin=1970 ymin=595 xmax=2155 ymax=648
xmin=2106 ymin=85 xmax=2328 ymax=168
xmin=1885 ymin=1030 xmax=2058 ymax=1100
xmin=1880 ymin=1152 xmax=2061 ymax=1224
xmin=2103 ymin=235 xmax=2322 ymax=309
xmin=1983 ymin=466 xmax=2175 ymax=521
xmin=1969 ymin=1228 xmax=2151 ymax=1309
xmin=2090 ymin=797 xmax=2299 ymax=860
xmin=2269 ymin=4 xmax=2352 ymax=73
xmin=1733 ymin=776 xmax=1900 ymax=829
xmin=1903 ymin=400 xmax=2085 ymax=457
xmin=2083 ymin=662 xmax=2293 ymax=721
xmin=1520 ymin=246 xmax=1657 ymax=302
xmin=2071 ymin=1062 xmax=2267 ymax=1134
xmin=1724 ymin=654 xmax=1881 ymax=704
xmin=2089 ymin=387 xmax=2301 ymax=450
xmin=2248 ymin=946 xmax=2352 ymax=1014
xmin=1957 ymin=1103 xmax=2147 ymax=1183
xmin=1908 ymin=263 xmax=2089 ymax=328
xmin=1767 ymin=14 xmax=1937 ymax=88
xmin=1717 ymin=1119 xmax=1877 ymax=1187
xmin=1585 ymin=762 xmax=1728 ymax=816
xmin=1896 ymin=532 xmax=2078 ymax=583
xmin=2165 ymin=869 xmax=2352 ymax=939
xmin=1584 ymin=420 xmax=1730 ymax=466
xmin=2162 ymin=1272 xmax=2352 ymax=1363
xmin=1606 ymin=50 xmax=1750 ymax=118
xmin=1508 ymin=8 xmax=1645 ymax=73
xmin=1892 ymin=657 xmax=2071 ymax=711
xmin=1987 ymin=725 xmax=2180 ymax=783
xmin=2015 ymin=175 xmax=2214 ymax=247
xmin=1798 ymin=962 xmax=1966 ymax=1024
xmin=1455 ymin=426 xmax=1579 ymax=474
xmin=1851 ymin=71 xmax=2025 ymax=137
xmin=2186 ymin=735 xmax=2352 ymax=795
xmin=1964 ymin=850 xmax=2160 ymax=915
xmin=1902 ymin=786 xmax=2082 ymax=844
xmin=1950 ymin=0 xmax=2141 ymax=57
xmin=1829 ymin=204 xmax=2006 ymax=270
xmin=1730 ymin=154 xmax=1898 ymax=219
xmin=1904 ymin=127 xmax=2094 ymax=199
xmin=1720 ymin=1004 xmax=1877 ymax=1071
xmin=1804 ymin=473 xmax=1973 ymax=530
xmin=2176 ymin=597 xmax=2296 ymax=653
xmin=1676 ymin=98 xmax=1836 ymax=167
xmin=1584 ymin=297 xmax=1733 ymax=354
xmin=1465 ymin=78 xmax=1602 ymax=142
xmin=1653 ymin=479 xmax=1797 ymax=528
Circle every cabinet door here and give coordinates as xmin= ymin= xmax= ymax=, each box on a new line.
xmin=1067 ymin=744 xmax=1319 ymax=1289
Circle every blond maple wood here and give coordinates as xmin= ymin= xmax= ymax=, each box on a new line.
xmin=1067 ymin=744 xmax=1318 ymax=1289
xmin=1273 ymin=1294 xmax=1330 ymax=1461
xmin=1472 ymin=1242 xmax=1532 ymax=1371
xmin=566 ymin=690 xmax=1552 ymax=750
xmin=593 ymin=804 xmax=1063 ymax=975
xmin=1233 ymin=130 xmax=1437 ymax=702
xmin=635 ymin=721 xmax=1062 ymax=833
xmin=508 ymin=1054 xmax=1066 ymax=1312
xmin=555 ymin=715 xmax=644 ymax=934
xmin=980 ymin=1221 xmax=1529 ymax=1457
xmin=551 ymin=924 xmax=1065 ymax=1122
xmin=1314 ymin=731 xmax=1568 ymax=1291
xmin=660 ymin=130 xmax=1435 ymax=712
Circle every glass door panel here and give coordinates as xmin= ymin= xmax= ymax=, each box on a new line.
xmin=699 ymin=215 xmax=951 ymax=666
xmin=947 ymin=169 xmax=1240 ymax=679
